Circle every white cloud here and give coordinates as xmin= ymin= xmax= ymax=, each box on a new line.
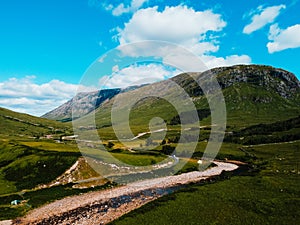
xmin=201 ymin=55 xmax=252 ymax=69
xmin=267 ymin=23 xmax=300 ymax=53
xmin=105 ymin=0 xmax=148 ymax=16
xmin=112 ymin=65 xmax=120 ymax=72
xmin=115 ymin=5 xmax=251 ymax=71
xmin=99 ymin=64 xmax=180 ymax=88
xmin=243 ymin=4 xmax=286 ymax=34
xmin=268 ymin=23 xmax=281 ymax=40
xmin=0 ymin=76 xmax=96 ymax=116
xmin=104 ymin=4 xmax=114 ymax=11
xmin=117 ymin=42 xmax=251 ymax=73
xmin=118 ymin=5 xmax=226 ymax=56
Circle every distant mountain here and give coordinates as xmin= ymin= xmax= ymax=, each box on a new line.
xmin=42 ymin=89 xmax=122 ymax=122
xmin=42 ymin=84 xmax=147 ymax=122
xmin=72 ymin=65 xmax=300 ymax=130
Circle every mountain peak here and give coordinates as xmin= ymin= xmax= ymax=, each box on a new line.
xmin=171 ymin=65 xmax=299 ymax=99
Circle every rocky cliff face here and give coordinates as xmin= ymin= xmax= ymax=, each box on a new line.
xmin=212 ymin=65 xmax=300 ymax=98
xmin=171 ymin=65 xmax=300 ymax=99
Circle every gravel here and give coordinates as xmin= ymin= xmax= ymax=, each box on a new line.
xmin=13 ymin=162 xmax=238 ymax=225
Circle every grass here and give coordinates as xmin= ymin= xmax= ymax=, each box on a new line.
xmin=191 ymin=141 xmax=247 ymax=162
xmin=109 ymin=141 xmax=300 ymax=225
xmin=0 ymin=108 xmax=81 ymax=196
xmin=112 ymin=152 xmax=167 ymax=166
xmin=20 ymin=140 xmax=79 ymax=152
xmin=222 ymin=83 xmax=300 ymax=128
xmin=0 ymin=140 xmax=80 ymax=194
xmin=0 ymin=107 xmax=71 ymax=138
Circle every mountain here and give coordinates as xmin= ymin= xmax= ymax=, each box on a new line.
xmin=172 ymin=65 xmax=299 ymax=98
xmin=41 ymin=89 xmax=122 ymax=122
xmin=42 ymin=85 xmax=147 ymax=122
xmin=173 ymin=64 xmax=300 ymax=126
xmin=71 ymin=65 xmax=300 ymax=132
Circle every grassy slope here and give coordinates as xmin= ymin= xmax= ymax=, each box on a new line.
xmin=0 ymin=107 xmax=79 ymax=196
xmin=0 ymin=140 xmax=80 ymax=195
xmin=222 ymin=83 xmax=300 ymax=128
xmin=0 ymin=107 xmax=71 ymax=137
xmin=0 ymin=108 xmax=83 ymax=219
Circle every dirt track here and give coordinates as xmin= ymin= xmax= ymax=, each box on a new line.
xmin=13 ymin=162 xmax=238 ymax=225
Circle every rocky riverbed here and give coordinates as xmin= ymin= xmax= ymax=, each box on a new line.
xmin=13 ymin=162 xmax=238 ymax=225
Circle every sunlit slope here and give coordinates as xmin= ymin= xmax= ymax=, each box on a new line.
xmin=0 ymin=107 xmax=71 ymax=137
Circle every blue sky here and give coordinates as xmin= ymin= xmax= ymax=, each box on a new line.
xmin=0 ymin=0 xmax=300 ymax=115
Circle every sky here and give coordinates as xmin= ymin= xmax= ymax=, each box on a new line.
xmin=0 ymin=0 xmax=300 ymax=116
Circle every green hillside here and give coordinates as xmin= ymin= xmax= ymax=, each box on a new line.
xmin=0 ymin=108 xmax=81 ymax=217
xmin=0 ymin=107 xmax=71 ymax=138
xmin=0 ymin=108 xmax=79 ymax=193
xmin=219 ymin=82 xmax=300 ymax=127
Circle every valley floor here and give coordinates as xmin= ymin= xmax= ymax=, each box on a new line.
xmin=12 ymin=162 xmax=238 ymax=225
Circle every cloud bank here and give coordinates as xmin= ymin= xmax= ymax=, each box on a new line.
xmin=100 ymin=63 xmax=180 ymax=88
xmin=0 ymin=76 xmax=95 ymax=116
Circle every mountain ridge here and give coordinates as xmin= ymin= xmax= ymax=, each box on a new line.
xmin=171 ymin=64 xmax=300 ymax=98
xmin=41 ymin=84 xmax=148 ymax=122
xmin=43 ymin=64 xmax=300 ymax=127
xmin=41 ymin=89 xmax=121 ymax=122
